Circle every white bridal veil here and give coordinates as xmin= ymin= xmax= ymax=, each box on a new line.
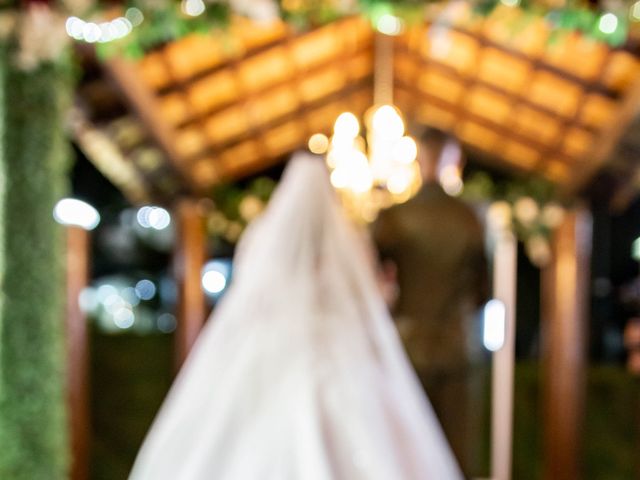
xmin=129 ymin=153 xmax=463 ymax=480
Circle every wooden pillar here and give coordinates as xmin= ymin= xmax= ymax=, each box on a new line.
xmin=541 ymin=208 xmax=592 ymax=480
xmin=491 ymin=231 xmax=518 ymax=480
xmin=66 ymin=226 xmax=90 ymax=480
xmin=174 ymin=199 xmax=207 ymax=369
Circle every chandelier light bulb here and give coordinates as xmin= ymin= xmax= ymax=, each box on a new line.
xmin=387 ymin=166 xmax=413 ymax=195
xmin=308 ymin=133 xmax=329 ymax=154
xmin=330 ymin=168 xmax=349 ymax=189
xmin=371 ymin=105 xmax=404 ymax=140
xmin=334 ymin=112 xmax=360 ymax=139
xmin=393 ymin=136 xmax=418 ymax=164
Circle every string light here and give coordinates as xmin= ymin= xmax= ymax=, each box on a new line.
xmin=320 ymin=104 xmax=421 ymax=213
xmin=308 ymin=133 xmax=329 ymax=154
xmin=66 ymin=16 xmax=134 ymax=43
xmin=598 ymin=13 xmax=619 ymax=34
xmin=182 ymin=0 xmax=206 ymax=17
xmin=53 ymin=198 xmax=100 ymax=230
xmin=376 ymin=14 xmax=404 ymax=36
xmin=630 ymin=1 xmax=640 ymax=21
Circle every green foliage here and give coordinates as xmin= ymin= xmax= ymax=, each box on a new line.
xmin=87 ymin=0 xmax=636 ymax=58
xmin=512 ymin=362 xmax=640 ymax=480
xmin=207 ymin=176 xmax=276 ymax=243
xmin=0 ymin=46 xmax=72 ymax=479
xmin=473 ymin=0 xmax=630 ymax=47
xmin=97 ymin=0 xmax=231 ymax=59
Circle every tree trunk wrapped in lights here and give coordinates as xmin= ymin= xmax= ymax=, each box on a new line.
xmin=0 ymin=44 xmax=72 ymax=479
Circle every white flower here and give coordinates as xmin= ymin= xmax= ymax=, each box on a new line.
xmin=513 ymin=196 xmax=539 ymax=226
xmin=541 ymin=202 xmax=565 ymax=229
xmin=16 ymin=5 xmax=70 ymax=71
xmin=487 ymin=201 xmax=512 ymax=230
xmin=207 ymin=211 xmax=229 ymax=235
xmin=239 ymin=195 xmax=264 ymax=221
xmin=225 ymin=221 xmax=244 ymax=243
xmin=526 ymin=235 xmax=551 ymax=267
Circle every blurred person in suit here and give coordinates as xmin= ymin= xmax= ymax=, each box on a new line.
xmin=373 ymin=128 xmax=489 ymax=477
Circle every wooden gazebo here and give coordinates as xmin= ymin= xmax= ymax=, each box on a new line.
xmin=70 ymin=7 xmax=640 ymax=480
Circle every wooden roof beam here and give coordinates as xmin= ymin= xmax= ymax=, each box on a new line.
xmin=103 ymin=57 xmax=200 ymax=194
xmin=565 ymin=77 xmax=640 ymax=195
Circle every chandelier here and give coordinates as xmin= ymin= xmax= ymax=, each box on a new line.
xmin=308 ymin=31 xmax=422 ymax=222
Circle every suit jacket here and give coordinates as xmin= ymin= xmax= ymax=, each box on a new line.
xmin=373 ymin=182 xmax=488 ymax=374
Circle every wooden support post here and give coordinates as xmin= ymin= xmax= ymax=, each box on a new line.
xmin=491 ymin=231 xmax=518 ymax=480
xmin=66 ymin=226 xmax=91 ymax=480
xmin=541 ymin=208 xmax=592 ymax=480
xmin=174 ymin=199 xmax=207 ymax=369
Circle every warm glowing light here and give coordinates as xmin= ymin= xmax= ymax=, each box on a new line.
xmin=334 ymin=112 xmax=360 ymax=139
xmin=483 ymin=299 xmax=506 ymax=352
xmin=371 ymin=105 xmax=404 ymax=139
xmin=487 ymin=201 xmax=512 ymax=230
xmin=500 ymin=0 xmax=519 ymax=6
xmin=513 ymin=197 xmax=539 ymax=225
xmin=393 ymin=136 xmax=418 ymax=164
xmin=53 ymin=198 xmax=100 ymax=230
xmin=439 ymin=165 xmax=463 ymax=196
xmin=182 ymin=0 xmax=206 ymax=16
xmin=330 ymin=168 xmax=348 ymax=189
xmin=376 ymin=14 xmax=404 ymax=35
xmin=387 ymin=167 xmax=413 ymax=195
xmin=541 ymin=203 xmax=565 ymax=228
xmin=325 ymin=104 xmax=421 ymax=213
xmin=598 ymin=13 xmax=619 ymax=34
xmin=66 ymin=15 xmax=133 ymax=43
xmin=308 ymin=133 xmax=330 ymax=154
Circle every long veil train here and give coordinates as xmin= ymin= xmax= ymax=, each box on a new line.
xmin=129 ymin=153 xmax=463 ymax=479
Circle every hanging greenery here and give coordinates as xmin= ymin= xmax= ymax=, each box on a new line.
xmin=0 ymin=0 xmax=631 ymax=62
xmin=0 ymin=40 xmax=73 ymax=480
xmin=462 ymin=171 xmax=568 ymax=266
xmin=206 ymin=176 xmax=276 ymax=244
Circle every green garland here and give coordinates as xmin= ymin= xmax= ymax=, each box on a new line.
xmin=207 ymin=176 xmax=276 ymax=243
xmin=84 ymin=0 xmax=638 ymax=58
xmin=462 ymin=172 xmax=568 ymax=266
xmin=0 ymin=45 xmax=73 ymax=479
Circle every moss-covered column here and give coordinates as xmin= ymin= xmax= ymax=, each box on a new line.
xmin=0 ymin=46 xmax=72 ymax=479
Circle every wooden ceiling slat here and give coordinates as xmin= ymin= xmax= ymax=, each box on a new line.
xmin=530 ymin=51 xmax=610 ymax=174
xmin=440 ymin=23 xmax=622 ymax=100
xmin=396 ymin=46 xmax=599 ymax=135
xmin=93 ymin=17 xmax=640 ymax=194
xmin=566 ymin=77 xmax=640 ymax=194
xmin=171 ymin=44 xmax=371 ymax=130
xmin=104 ymin=57 xmax=198 ymax=193
xmin=186 ymin=77 xmax=373 ymax=164
xmin=395 ymin=81 xmax=576 ymax=165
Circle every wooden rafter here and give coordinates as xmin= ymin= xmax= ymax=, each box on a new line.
xmin=565 ymin=77 xmax=640 ymax=194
